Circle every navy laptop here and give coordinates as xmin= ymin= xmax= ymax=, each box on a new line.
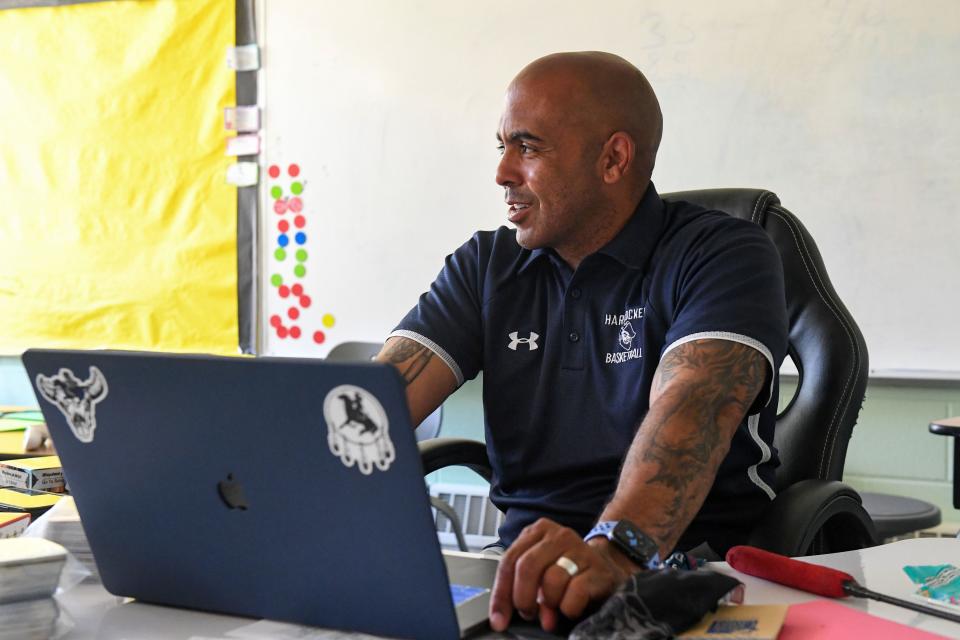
xmin=22 ymin=349 xmax=497 ymax=640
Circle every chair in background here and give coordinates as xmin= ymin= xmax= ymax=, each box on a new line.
xmin=929 ymin=416 xmax=960 ymax=531
xmin=420 ymin=188 xmax=879 ymax=557
xmin=325 ymin=341 xmax=468 ymax=551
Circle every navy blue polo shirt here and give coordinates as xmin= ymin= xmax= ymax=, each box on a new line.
xmin=392 ymin=184 xmax=788 ymax=554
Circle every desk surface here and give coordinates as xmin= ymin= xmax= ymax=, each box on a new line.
xmin=56 ymin=538 xmax=960 ymax=639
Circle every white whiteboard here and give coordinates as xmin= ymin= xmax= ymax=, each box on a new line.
xmin=259 ymin=0 xmax=960 ymax=376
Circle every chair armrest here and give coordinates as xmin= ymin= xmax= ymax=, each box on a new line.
xmin=930 ymin=417 xmax=960 ymax=509
xmin=747 ymin=479 xmax=878 ymax=556
xmin=418 ymin=437 xmax=493 ymax=482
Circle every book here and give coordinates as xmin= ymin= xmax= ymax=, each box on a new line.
xmin=0 ymin=487 xmax=63 ymax=519
xmin=0 ymin=596 xmax=58 ymax=640
xmin=0 ymin=457 xmax=64 ymax=493
xmin=0 ymin=513 xmax=30 ymax=539
xmin=679 ymin=604 xmax=788 ymax=639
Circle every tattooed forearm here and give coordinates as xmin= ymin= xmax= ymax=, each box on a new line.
xmin=380 ymin=338 xmax=435 ymax=386
xmin=615 ymin=339 xmax=767 ymax=546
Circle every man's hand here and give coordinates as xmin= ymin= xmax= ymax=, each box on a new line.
xmin=489 ymin=518 xmax=639 ymax=633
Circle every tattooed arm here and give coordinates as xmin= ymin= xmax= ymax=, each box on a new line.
xmin=375 ymin=337 xmax=458 ymax=428
xmin=599 ymin=338 xmax=768 ymax=558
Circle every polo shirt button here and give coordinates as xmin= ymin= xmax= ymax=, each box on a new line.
xmin=570 ymin=287 xmax=581 ymax=299
xmin=568 ymin=331 xmax=580 ymax=343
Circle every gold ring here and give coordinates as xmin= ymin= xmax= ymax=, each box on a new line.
xmin=555 ymin=555 xmax=579 ymax=577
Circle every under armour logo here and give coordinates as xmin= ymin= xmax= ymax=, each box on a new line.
xmin=508 ymin=331 xmax=539 ymax=351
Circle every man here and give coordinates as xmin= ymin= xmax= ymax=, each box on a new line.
xmin=377 ymin=52 xmax=787 ymax=632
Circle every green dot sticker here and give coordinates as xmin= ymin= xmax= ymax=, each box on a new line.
xmin=291 ymin=182 xmax=303 ymax=195
xmin=270 ymin=274 xmax=282 ymax=287
xmin=294 ymin=264 xmax=306 ymax=278
xmin=296 ymin=249 xmax=308 ymax=262
xmin=274 ymin=248 xmax=286 ymax=261
xmin=271 ymin=186 xmax=283 ymax=199
xmin=322 ymin=313 xmax=336 ymax=328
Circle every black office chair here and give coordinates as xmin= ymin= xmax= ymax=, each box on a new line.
xmin=419 ymin=188 xmax=879 ymax=557
xmin=326 ymin=341 xmax=469 ymax=551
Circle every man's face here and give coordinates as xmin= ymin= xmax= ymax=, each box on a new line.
xmin=495 ymin=80 xmax=603 ymax=260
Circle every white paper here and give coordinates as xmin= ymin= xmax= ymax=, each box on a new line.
xmin=226 ymin=162 xmax=259 ymax=187
xmin=224 ymin=106 xmax=260 ymax=132
xmin=226 ymin=44 xmax=260 ymax=71
xmin=226 ymin=134 xmax=260 ymax=157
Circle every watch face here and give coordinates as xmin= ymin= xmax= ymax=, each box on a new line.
xmin=612 ymin=520 xmax=659 ymax=566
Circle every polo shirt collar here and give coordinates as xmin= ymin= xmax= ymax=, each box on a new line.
xmin=596 ymin=182 xmax=666 ymax=270
xmin=516 ymin=182 xmax=666 ymax=274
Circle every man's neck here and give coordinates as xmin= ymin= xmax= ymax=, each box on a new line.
xmin=555 ymin=183 xmax=649 ymax=269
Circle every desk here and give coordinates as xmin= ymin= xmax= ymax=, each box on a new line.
xmin=55 ymin=538 xmax=959 ymax=639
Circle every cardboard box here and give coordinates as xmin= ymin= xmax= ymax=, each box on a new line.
xmin=0 ymin=487 xmax=62 ymax=520
xmin=0 ymin=457 xmax=64 ymax=493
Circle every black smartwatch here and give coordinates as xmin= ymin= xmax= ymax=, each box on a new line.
xmin=584 ymin=520 xmax=661 ymax=569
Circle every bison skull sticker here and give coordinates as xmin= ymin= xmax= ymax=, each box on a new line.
xmin=35 ymin=367 xmax=109 ymax=443
xmin=323 ymin=385 xmax=395 ymax=474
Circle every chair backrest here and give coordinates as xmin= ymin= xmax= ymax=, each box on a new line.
xmin=662 ymin=189 xmax=869 ymax=491
xmin=326 ymin=341 xmax=443 ymax=440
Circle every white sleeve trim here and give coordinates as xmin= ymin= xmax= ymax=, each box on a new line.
xmin=387 ymin=330 xmax=465 ymax=387
xmin=661 ymin=331 xmax=777 ymax=407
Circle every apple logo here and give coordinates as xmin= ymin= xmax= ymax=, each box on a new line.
xmin=217 ymin=473 xmax=249 ymax=510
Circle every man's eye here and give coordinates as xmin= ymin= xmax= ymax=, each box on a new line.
xmin=496 ymin=144 xmax=505 ymax=156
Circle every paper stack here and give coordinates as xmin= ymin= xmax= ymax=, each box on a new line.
xmin=28 ymin=496 xmax=98 ymax=581
xmin=0 ymin=537 xmax=66 ymax=639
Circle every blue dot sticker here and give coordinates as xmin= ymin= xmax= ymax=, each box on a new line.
xmin=278 ymin=234 xmax=289 ymax=247
xmin=295 ymin=232 xmax=306 ymax=245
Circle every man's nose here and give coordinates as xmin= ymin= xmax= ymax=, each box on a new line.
xmin=496 ymin=149 xmax=520 ymax=188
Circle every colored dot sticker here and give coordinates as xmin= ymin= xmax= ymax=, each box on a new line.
xmin=295 ymin=232 xmax=306 ymax=245
xmin=296 ymin=249 xmax=308 ymax=262
xmin=291 ymin=284 xmax=303 ymax=296
xmin=288 ymin=164 xmax=300 ymax=177
xmin=268 ymin=165 xmax=281 ymax=179
xmin=290 ymin=326 xmax=301 ymax=339
xmin=278 ymin=285 xmax=290 ymax=298
xmin=277 ymin=326 xmax=289 ymax=339
xmin=288 ymin=307 xmax=300 ymax=320
xmin=269 ymin=314 xmax=281 ymax=327
xmin=290 ymin=182 xmax=303 ymax=195
xmin=278 ymin=220 xmax=290 ymax=233
xmin=271 ymin=186 xmax=283 ymax=199
xmin=300 ymin=295 xmax=311 ymax=308
xmin=313 ymin=330 xmax=326 ymax=344
xmin=270 ymin=274 xmax=282 ymax=287
xmin=294 ymin=215 xmax=305 ymax=229
xmin=294 ymin=264 xmax=306 ymax=278
xmin=322 ymin=313 xmax=335 ymax=328
xmin=289 ymin=197 xmax=303 ymax=213
xmin=274 ymin=200 xmax=288 ymax=215
xmin=274 ymin=248 xmax=286 ymax=261
xmin=278 ymin=234 xmax=289 ymax=247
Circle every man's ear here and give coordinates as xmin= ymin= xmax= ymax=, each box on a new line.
xmin=598 ymin=131 xmax=635 ymax=185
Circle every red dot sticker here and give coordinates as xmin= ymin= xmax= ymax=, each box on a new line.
xmin=291 ymin=284 xmax=303 ymax=296
xmin=274 ymin=200 xmax=288 ymax=215
xmin=277 ymin=326 xmax=289 ymax=339
xmin=313 ymin=330 xmax=326 ymax=344
xmin=268 ymin=165 xmax=280 ymax=179
xmin=269 ymin=314 xmax=281 ymax=327
xmin=278 ymin=285 xmax=290 ymax=298
xmin=278 ymin=220 xmax=290 ymax=233
xmin=288 ymin=307 xmax=300 ymax=320
xmin=300 ymin=295 xmax=311 ymax=308
xmin=288 ymin=164 xmax=300 ymax=177
xmin=290 ymin=326 xmax=301 ymax=339
xmin=289 ymin=197 xmax=303 ymax=213
xmin=294 ymin=215 xmax=306 ymax=229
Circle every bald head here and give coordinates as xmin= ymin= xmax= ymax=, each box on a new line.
xmin=509 ymin=51 xmax=662 ymax=181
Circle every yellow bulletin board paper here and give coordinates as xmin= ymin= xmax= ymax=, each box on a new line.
xmin=0 ymin=0 xmax=238 ymax=355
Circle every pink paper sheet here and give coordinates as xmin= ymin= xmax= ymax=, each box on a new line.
xmin=779 ymin=600 xmax=948 ymax=639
